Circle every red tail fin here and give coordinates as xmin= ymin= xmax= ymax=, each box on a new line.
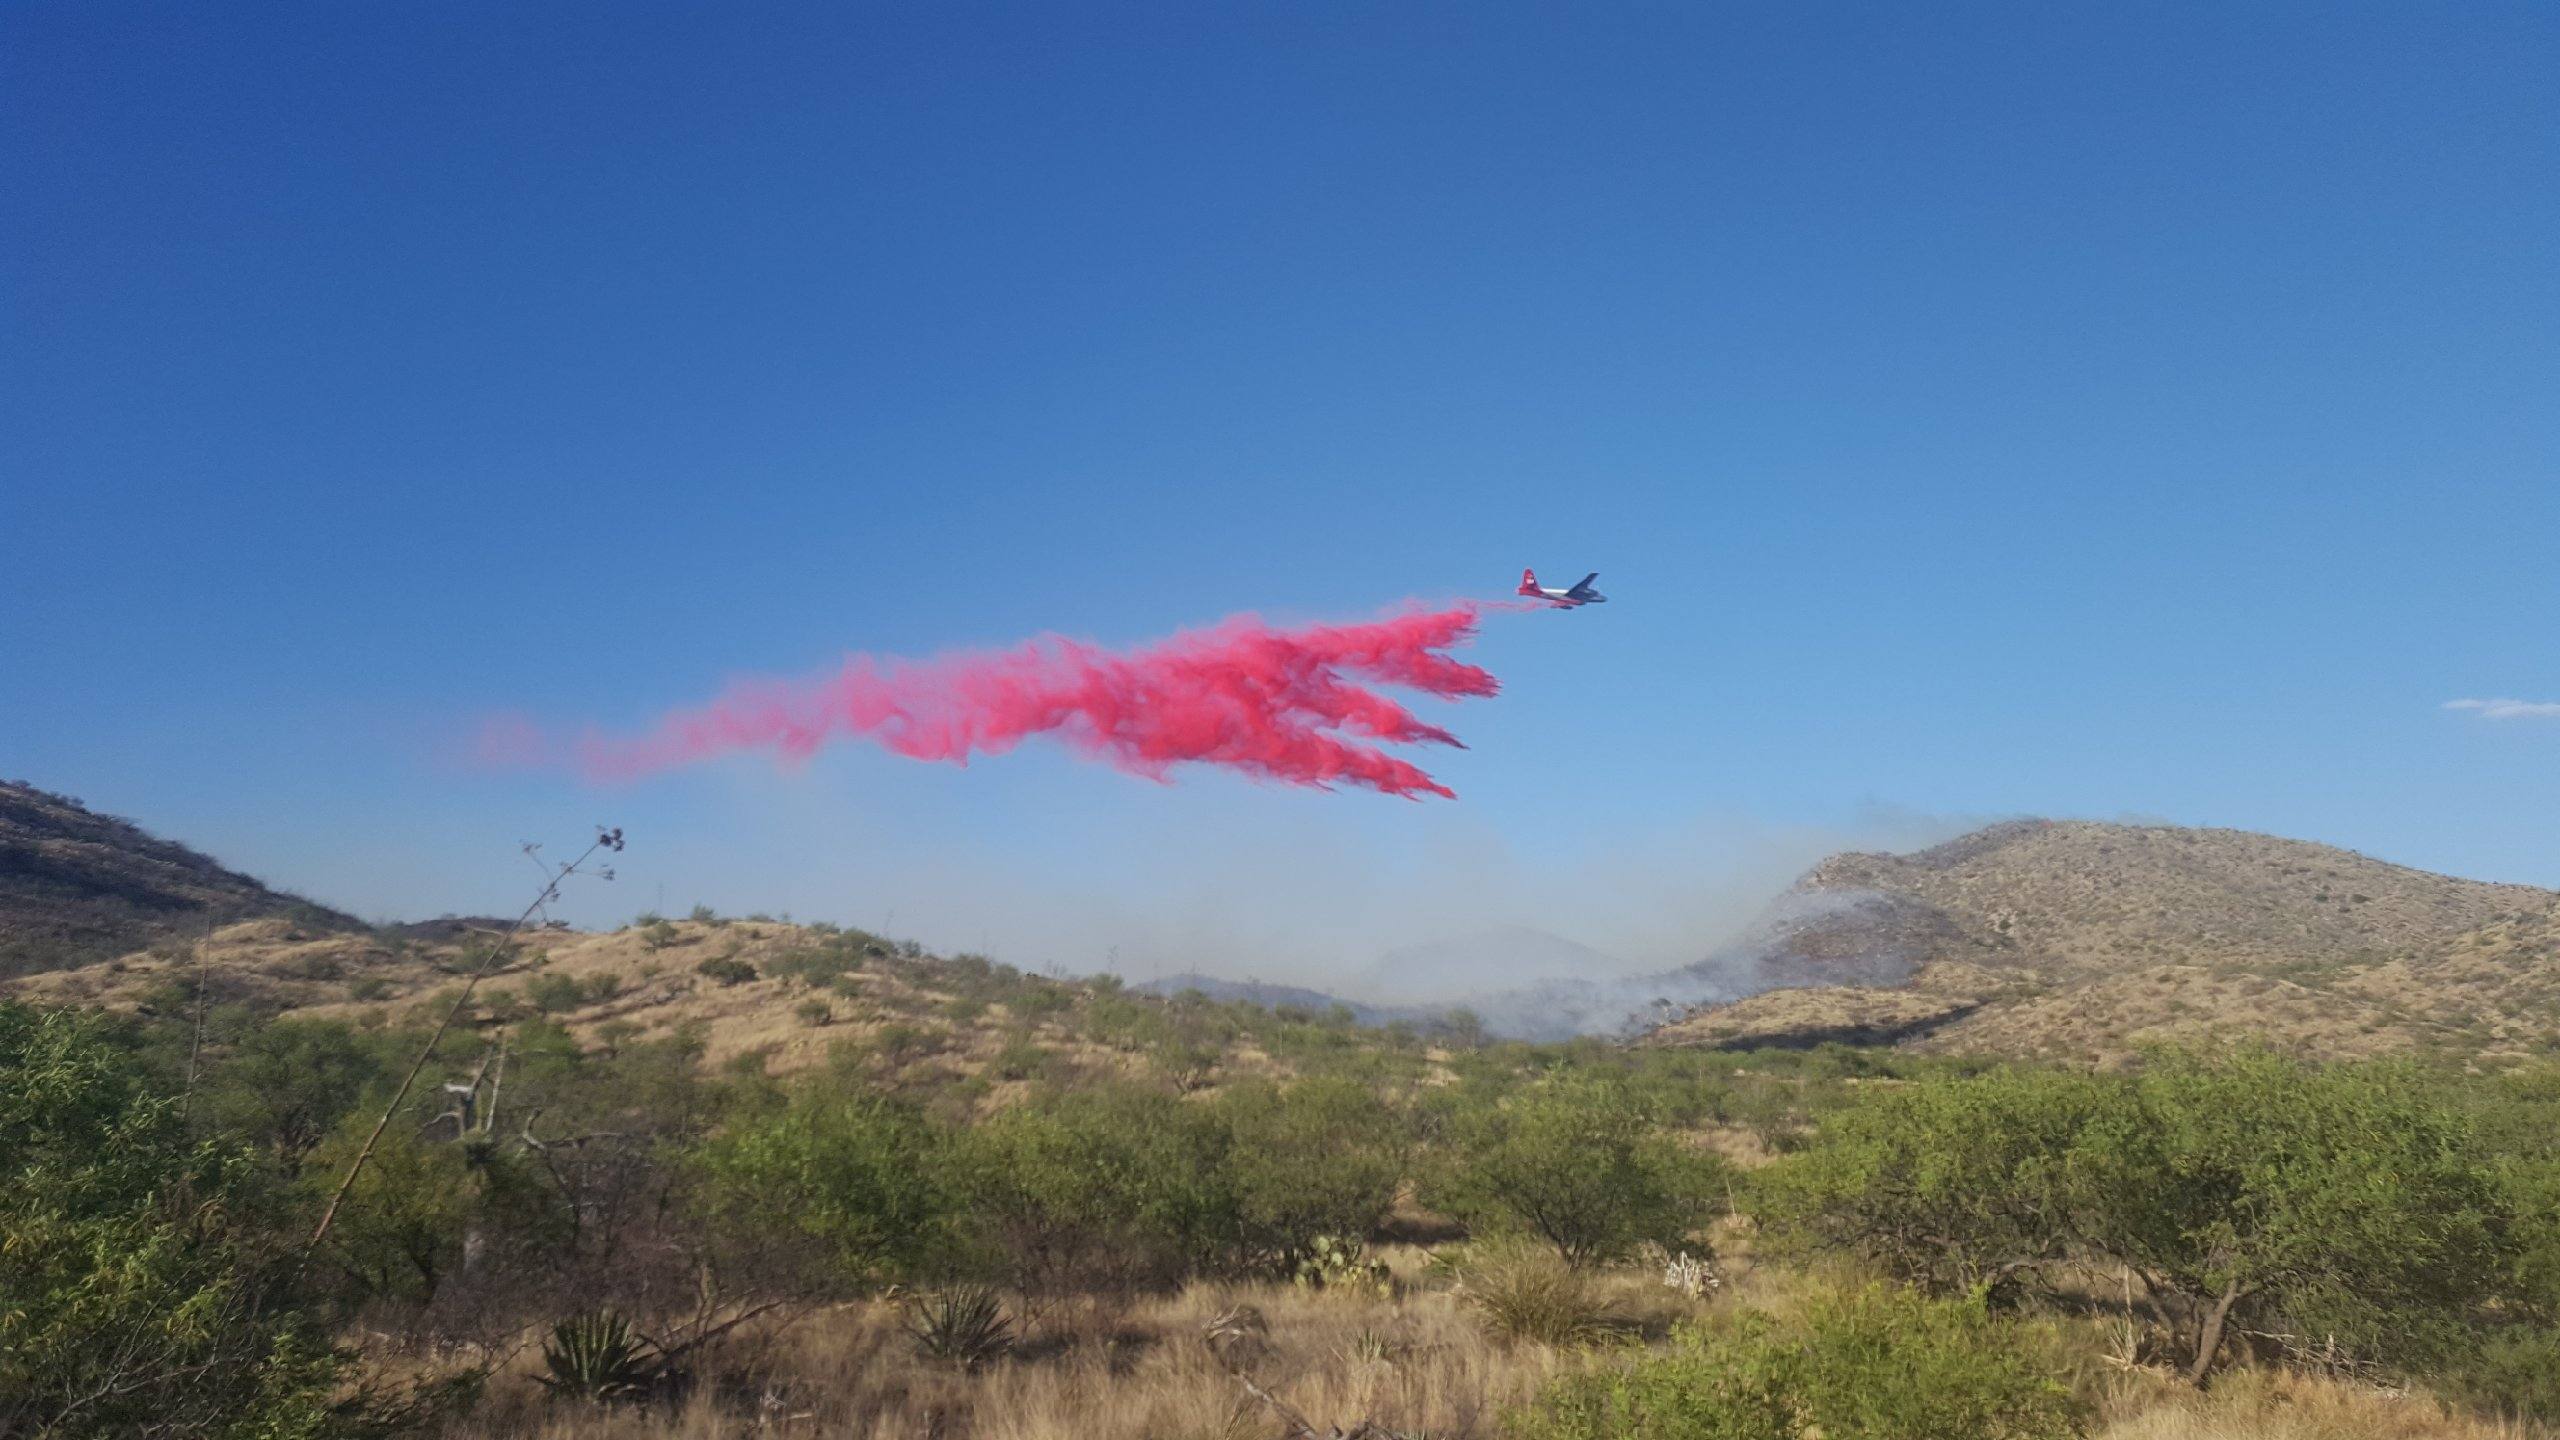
xmin=1517 ymin=567 xmax=1539 ymax=596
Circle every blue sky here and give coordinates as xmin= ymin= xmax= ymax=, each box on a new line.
xmin=6 ymin=4 xmax=2556 ymax=984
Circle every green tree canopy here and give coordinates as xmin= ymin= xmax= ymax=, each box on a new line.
xmin=0 ymin=1002 xmax=349 ymax=1437
xmin=1427 ymin=1074 xmax=1722 ymax=1266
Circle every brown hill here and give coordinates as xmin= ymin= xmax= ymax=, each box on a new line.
xmin=0 ymin=786 xmax=1429 ymax=1094
xmin=1650 ymin=819 xmax=2560 ymax=1065
xmin=0 ymin=780 xmax=359 ymax=978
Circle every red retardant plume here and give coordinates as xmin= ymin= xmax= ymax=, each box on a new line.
xmin=567 ymin=606 xmax=1500 ymax=799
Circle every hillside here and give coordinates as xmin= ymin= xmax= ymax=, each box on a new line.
xmin=0 ymin=780 xmax=358 ymax=978
xmin=1648 ymin=819 xmax=2560 ymax=1064
xmin=12 ymin=788 xmax=2560 ymax=1071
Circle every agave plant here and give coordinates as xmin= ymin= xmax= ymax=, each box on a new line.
xmin=536 ymin=1308 xmax=664 ymax=1404
xmin=903 ymin=1285 xmax=1014 ymax=1371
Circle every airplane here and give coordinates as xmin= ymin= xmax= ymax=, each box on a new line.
xmin=1517 ymin=567 xmax=1606 ymax=607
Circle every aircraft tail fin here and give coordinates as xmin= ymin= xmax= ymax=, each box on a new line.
xmin=1518 ymin=567 xmax=1539 ymax=596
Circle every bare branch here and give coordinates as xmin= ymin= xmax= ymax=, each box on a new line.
xmin=303 ymin=826 xmax=622 ymax=1260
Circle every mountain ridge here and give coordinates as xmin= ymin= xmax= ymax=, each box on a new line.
xmin=0 ymin=779 xmax=360 ymax=978
xmin=1646 ymin=818 xmax=2560 ymax=1063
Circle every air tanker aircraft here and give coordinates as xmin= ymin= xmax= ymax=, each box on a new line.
xmin=1517 ymin=568 xmax=1606 ymax=607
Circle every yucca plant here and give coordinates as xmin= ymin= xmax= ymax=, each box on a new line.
xmin=903 ymin=1285 xmax=1014 ymax=1371
xmin=535 ymin=1308 xmax=664 ymax=1404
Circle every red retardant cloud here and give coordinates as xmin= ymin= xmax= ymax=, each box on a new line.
xmin=562 ymin=605 xmax=1500 ymax=799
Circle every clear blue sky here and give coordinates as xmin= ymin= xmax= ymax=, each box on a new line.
xmin=6 ymin=4 xmax=2556 ymax=981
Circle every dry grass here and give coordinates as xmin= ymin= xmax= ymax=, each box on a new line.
xmin=428 ymin=1261 xmax=2551 ymax=1440
xmin=2093 ymin=1367 xmax=2541 ymax=1440
xmin=443 ymin=1277 xmax=1586 ymax=1440
xmin=5 ymin=914 xmax=1353 ymax=1101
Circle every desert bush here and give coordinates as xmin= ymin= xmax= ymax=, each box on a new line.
xmin=0 ymin=1002 xmax=354 ymax=1436
xmin=526 ymin=971 xmax=589 ymax=1014
xmin=992 ymin=1034 xmax=1051 ymax=1081
xmin=2104 ymin=1050 xmax=2504 ymax=1379
xmin=198 ymin=1014 xmax=399 ymax=1161
xmin=695 ymin=955 xmax=758 ymax=986
xmin=1216 ymin=1076 xmax=1408 ymax=1271
xmin=1007 ymin=980 xmax=1072 ymax=1018
xmin=769 ymin=942 xmax=862 ymax=987
xmin=867 ymin=1021 xmax=942 ymax=1066
xmin=1428 ymin=1074 xmax=1723 ymax=1265
xmin=638 ymin=918 xmax=680 ymax=951
xmin=1752 ymin=1064 xmax=2125 ymax=1295
xmin=945 ymin=1085 xmax=1237 ymax=1295
xmin=2442 ymin=1325 xmax=2560 ymax=1423
xmin=692 ymin=1090 xmax=949 ymax=1288
xmin=1758 ymin=1049 xmax=2511 ymax=1381
xmin=302 ymin=1122 xmax=474 ymax=1301
xmin=1508 ymin=1284 xmax=2080 ymax=1440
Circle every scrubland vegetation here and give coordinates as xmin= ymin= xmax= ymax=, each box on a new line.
xmin=10 ymin=914 xmax=2560 ymax=1439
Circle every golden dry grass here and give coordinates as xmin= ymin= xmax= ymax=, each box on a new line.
xmin=428 ymin=1263 xmax=2549 ymax=1440
xmin=2093 ymin=1368 xmax=2540 ymax=1440
xmin=445 ymin=1276 xmax=1587 ymax=1440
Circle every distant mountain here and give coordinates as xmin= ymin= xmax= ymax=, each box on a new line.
xmin=0 ymin=781 xmax=358 ymax=978
xmin=1364 ymin=925 xmax=1627 ymax=1003
xmin=1134 ymin=972 xmax=1374 ymax=1017
xmin=1646 ymin=819 xmax=2560 ymax=1064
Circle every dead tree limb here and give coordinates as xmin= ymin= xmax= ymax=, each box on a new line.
xmin=304 ymin=827 xmax=621 ymax=1260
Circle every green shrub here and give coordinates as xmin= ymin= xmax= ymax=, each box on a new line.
xmin=1217 ymin=1077 xmax=1407 ymax=1271
xmin=1508 ymin=1285 xmax=2080 ymax=1440
xmin=695 ymin=955 xmax=759 ymax=987
xmin=992 ymin=1035 xmax=1050 ymax=1081
xmin=770 ymin=944 xmax=861 ymax=987
xmin=2109 ymin=1051 xmax=2503 ymax=1377
xmin=1427 ymin=1074 xmax=1722 ymax=1265
xmin=198 ymin=1015 xmax=396 ymax=1161
xmin=0 ymin=1003 xmax=354 ymax=1435
xmin=1758 ymin=1050 xmax=2511 ymax=1381
xmin=945 ymin=1086 xmax=1236 ymax=1295
xmin=527 ymin=971 xmax=590 ymax=1014
xmin=1008 ymin=982 xmax=1071 ymax=1019
xmin=301 ymin=1122 xmax=474 ymax=1301
xmin=693 ymin=1092 xmax=949 ymax=1287
xmin=2443 ymin=1326 xmax=2560 ymax=1423
xmin=1752 ymin=1064 xmax=2124 ymax=1294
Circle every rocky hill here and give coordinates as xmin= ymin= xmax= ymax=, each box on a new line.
xmin=0 ymin=781 xmax=358 ymax=978
xmin=1647 ymin=819 xmax=2560 ymax=1064
xmin=13 ymin=786 xmax=2559 ymax=1070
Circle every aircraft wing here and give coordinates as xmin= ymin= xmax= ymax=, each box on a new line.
xmin=1564 ymin=572 xmax=1600 ymax=598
